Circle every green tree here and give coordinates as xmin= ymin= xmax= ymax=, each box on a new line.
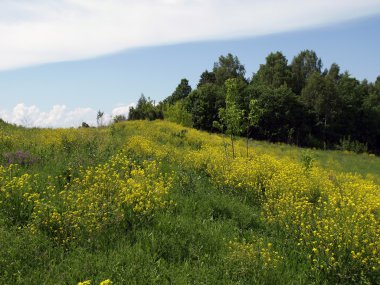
xmin=253 ymin=51 xmax=291 ymax=88
xmin=197 ymin=70 xmax=216 ymax=87
xmin=251 ymin=85 xmax=308 ymax=145
xmin=128 ymin=94 xmax=162 ymax=121
xmin=375 ymin=76 xmax=380 ymax=94
xmin=290 ymin=50 xmax=322 ymax=94
xmin=217 ymin=78 xmax=244 ymax=158
xmin=301 ymin=73 xmax=337 ymax=148
xmin=81 ymin=122 xmax=90 ymax=128
xmin=362 ymin=89 xmax=380 ymax=152
xmin=113 ymin=114 xmax=127 ymax=123
xmin=327 ymin=63 xmax=340 ymax=82
xmin=164 ymin=78 xmax=192 ymax=105
xmin=187 ymin=83 xmax=225 ymax=131
xmin=163 ymin=101 xmax=193 ymax=127
xmin=96 ymin=110 xmax=104 ymax=127
xmin=213 ymin=53 xmax=246 ymax=86
xmin=244 ymin=98 xmax=262 ymax=157
xmin=333 ymin=72 xmax=371 ymax=145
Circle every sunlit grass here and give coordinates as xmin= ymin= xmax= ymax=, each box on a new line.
xmin=0 ymin=120 xmax=379 ymax=284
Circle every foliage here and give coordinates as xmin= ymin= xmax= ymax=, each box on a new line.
xmin=290 ymin=49 xmax=322 ymax=94
xmin=197 ymin=70 xmax=216 ymax=87
xmin=217 ymin=78 xmax=244 ymax=158
xmin=112 ymin=114 xmax=127 ymax=123
xmin=213 ymin=53 xmax=246 ymax=86
xmin=253 ymin=51 xmax=291 ymax=88
xmin=81 ymin=122 xmax=90 ymax=128
xmin=301 ymin=72 xmax=338 ymax=148
xmin=337 ymin=136 xmax=368 ymax=154
xmin=159 ymin=51 xmax=380 ymax=154
xmin=187 ymin=83 xmax=225 ymax=131
xmin=163 ymin=100 xmax=193 ymax=127
xmin=300 ymin=149 xmax=315 ymax=171
xmin=96 ymin=110 xmax=104 ymax=127
xmin=247 ymin=99 xmax=262 ymax=132
xmin=163 ymin=78 xmax=192 ymax=105
xmin=128 ymin=94 xmax=162 ymax=121
xmin=251 ymin=84 xmax=308 ymax=144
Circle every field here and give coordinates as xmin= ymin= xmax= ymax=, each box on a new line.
xmin=0 ymin=119 xmax=379 ymax=284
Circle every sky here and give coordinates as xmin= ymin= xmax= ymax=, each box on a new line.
xmin=0 ymin=0 xmax=380 ymax=128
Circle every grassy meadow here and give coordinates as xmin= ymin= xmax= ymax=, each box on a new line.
xmin=0 ymin=119 xmax=379 ymax=284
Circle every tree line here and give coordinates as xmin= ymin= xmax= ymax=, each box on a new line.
xmin=128 ymin=50 xmax=380 ymax=154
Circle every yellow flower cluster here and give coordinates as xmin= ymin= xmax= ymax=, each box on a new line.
xmin=186 ymin=145 xmax=380 ymax=277
xmin=30 ymin=151 xmax=172 ymax=243
xmin=78 ymin=279 xmax=112 ymax=285
xmin=125 ymin=135 xmax=167 ymax=160
xmin=263 ymin=164 xmax=380 ymax=275
xmin=0 ymin=131 xmax=13 ymax=148
xmin=2 ymin=120 xmax=379 ymax=281
xmin=226 ymin=238 xmax=284 ymax=276
xmin=0 ymin=148 xmax=173 ymax=244
xmin=120 ymin=121 xmax=380 ymax=279
xmin=0 ymin=126 xmax=112 ymax=155
xmin=0 ymin=164 xmax=39 ymax=224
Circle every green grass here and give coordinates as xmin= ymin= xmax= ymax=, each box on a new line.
xmin=0 ymin=172 xmax=306 ymax=284
xmin=0 ymin=120 xmax=379 ymax=284
xmin=249 ymin=139 xmax=380 ymax=183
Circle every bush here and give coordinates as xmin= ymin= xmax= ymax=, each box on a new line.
xmin=337 ymin=136 xmax=368 ymax=153
xmin=81 ymin=122 xmax=90 ymax=128
xmin=113 ymin=115 xmax=127 ymax=123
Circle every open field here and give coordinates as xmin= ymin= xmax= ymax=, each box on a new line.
xmin=1 ymin=120 xmax=379 ymax=284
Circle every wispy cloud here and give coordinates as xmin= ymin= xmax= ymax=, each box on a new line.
xmin=0 ymin=103 xmax=134 ymax=128
xmin=0 ymin=0 xmax=379 ymax=70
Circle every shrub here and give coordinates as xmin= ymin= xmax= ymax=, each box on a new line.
xmin=3 ymin=150 xmax=37 ymax=167
xmin=337 ymin=136 xmax=368 ymax=154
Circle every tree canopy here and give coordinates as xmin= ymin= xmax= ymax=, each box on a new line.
xmin=128 ymin=51 xmax=380 ymax=154
xmin=128 ymin=94 xmax=162 ymax=121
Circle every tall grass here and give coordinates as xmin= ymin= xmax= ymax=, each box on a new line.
xmin=0 ymin=120 xmax=379 ymax=284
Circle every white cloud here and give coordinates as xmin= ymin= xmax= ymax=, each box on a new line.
xmin=0 ymin=0 xmax=379 ymax=70
xmin=0 ymin=103 xmax=134 ymax=128
xmin=111 ymin=103 xmax=135 ymax=117
xmin=64 ymin=107 xmax=97 ymax=127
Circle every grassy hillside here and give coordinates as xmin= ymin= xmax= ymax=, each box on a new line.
xmin=1 ymin=120 xmax=379 ymax=284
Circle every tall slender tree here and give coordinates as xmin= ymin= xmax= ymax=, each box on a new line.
xmin=217 ymin=78 xmax=244 ymax=158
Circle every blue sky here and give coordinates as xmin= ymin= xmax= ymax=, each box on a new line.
xmin=0 ymin=0 xmax=379 ymax=127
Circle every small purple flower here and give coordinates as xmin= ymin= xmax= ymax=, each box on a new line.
xmin=3 ymin=150 xmax=37 ymax=166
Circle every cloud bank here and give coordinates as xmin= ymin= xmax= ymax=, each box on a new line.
xmin=0 ymin=0 xmax=379 ymax=70
xmin=0 ymin=103 xmax=134 ymax=128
